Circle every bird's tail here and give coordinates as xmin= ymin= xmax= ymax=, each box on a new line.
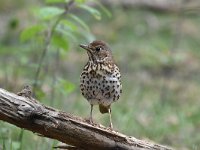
xmin=99 ymin=104 xmax=110 ymax=114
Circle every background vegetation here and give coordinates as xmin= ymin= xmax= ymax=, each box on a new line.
xmin=0 ymin=0 xmax=200 ymax=149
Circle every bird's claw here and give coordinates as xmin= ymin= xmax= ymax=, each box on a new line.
xmin=108 ymin=123 xmax=113 ymax=130
xmin=89 ymin=117 xmax=93 ymax=124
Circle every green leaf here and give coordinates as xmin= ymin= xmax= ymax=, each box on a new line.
xmin=62 ymin=31 xmax=77 ymax=42
xmin=78 ymin=4 xmax=101 ymax=20
xmin=34 ymin=6 xmax=65 ymax=20
xmin=95 ymin=1 xmax=112 ymax=18
xmin=69 ymin=14 xmax=90 ymax=31
xmin=51 ymin=33 xmax=69 ymax=51
xmin=60 ymin=20 xmax=78 ymax=31
xmin=20 ymin=24 xmax=45 ymax=42
xmin=56 ymin=26 xmax=77 ymax=42
xmin=45 ymin=0 xmax=68 ymax=4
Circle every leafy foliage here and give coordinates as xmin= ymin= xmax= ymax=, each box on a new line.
xmin=19 ymin=0 xmax=110 ymax=100
xmin=20 ymin=24 xmax=46 ymax=42
xmin=0 ymin=0 xmax=111 ymax=149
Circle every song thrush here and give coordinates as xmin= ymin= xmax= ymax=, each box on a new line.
xmin=80 ymin=40 xmax=122 ymax=128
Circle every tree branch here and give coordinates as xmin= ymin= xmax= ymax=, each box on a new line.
xmin=0 ymin=88 xmax=173 ymax=150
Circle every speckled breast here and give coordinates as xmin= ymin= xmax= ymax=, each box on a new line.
xmin=80 ymin=62 xmax=122 ymax=106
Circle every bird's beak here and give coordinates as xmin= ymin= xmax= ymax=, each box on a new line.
xmin=79 ymin=44 xmax=90 ymax=51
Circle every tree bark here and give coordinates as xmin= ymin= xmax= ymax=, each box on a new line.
xmin=0 ymin=88 xmax=173 ymax=150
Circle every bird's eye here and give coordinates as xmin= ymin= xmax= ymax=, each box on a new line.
xmin=95 ymin=47 xmax=101 ymax=51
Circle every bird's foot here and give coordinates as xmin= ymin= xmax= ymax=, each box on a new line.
xmin=85 ymin=117 xmax=94 ymax=125
xmin=107 ymin=123 xmax=113 ymax=131
xmin=89 ymin=118 xmax=93 ymax=124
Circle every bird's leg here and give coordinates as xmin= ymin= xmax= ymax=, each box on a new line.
xmin=108 ymin=108 xmax=113 ymax=129
xmin=89 ymin=104 xmax=93 ymax=124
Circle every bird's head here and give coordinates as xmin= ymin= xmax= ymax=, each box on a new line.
xmin=80 ymin=40 xmax=114 ymax=64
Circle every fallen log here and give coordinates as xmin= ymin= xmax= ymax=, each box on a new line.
xmin=0 ymin=88 xmax=173 ymax=150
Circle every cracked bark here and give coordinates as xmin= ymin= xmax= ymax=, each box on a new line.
xmin=0 ymin=88 xmax=173 ymax=150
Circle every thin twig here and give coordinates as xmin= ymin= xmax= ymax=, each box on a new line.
xmin=50 ymin=49 xmax=60 ymax=106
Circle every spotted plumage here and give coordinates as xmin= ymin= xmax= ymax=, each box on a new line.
xmin=79 ymin=40 xmax=122 ymax=129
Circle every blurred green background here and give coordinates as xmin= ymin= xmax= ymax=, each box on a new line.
xmin=0 ymin=0 xmax=200 ymax=149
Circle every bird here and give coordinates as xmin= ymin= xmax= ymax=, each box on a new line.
xmin=79 ymin=40 xmax=122 ymax=129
